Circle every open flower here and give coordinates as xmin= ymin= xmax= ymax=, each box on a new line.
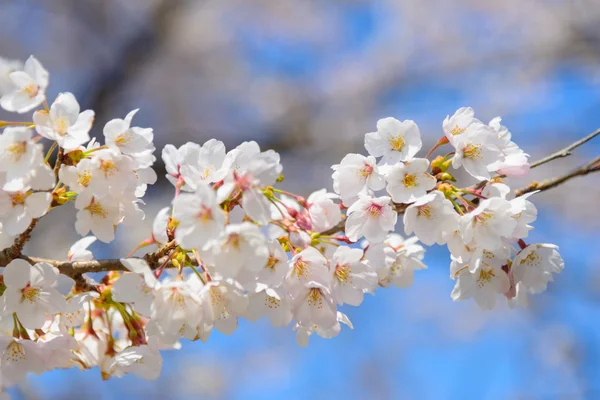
xmin=33 ymin=92 xmax=94 ymax=150
xmin=403 ymin=191 xmax=458 ymax=246
xmin=330 ymin=246 xmax=378 ymax=306
xmin=442 ymin=107 xmax=479 ymax=146
xmin=0 ymin=127 xmax=43 ymax=182
xmin=451 ymin=263 xmax=510 ymax=310
xmin=173 ymin=182 xmax=225 ymax=250
xmin=331 ymin=153 xmax=384 ymax=205
xmin=0 ymin=184 xmax=51 ymax=235
xmin=451 ymin=123 xmax=504 ymax=181
xmin=74 ymin=190 xmax=121 ymax=242
xmin=345 ymin=194 xmax=397 ymax=243
xmin=0 ymin=55 xmax=48 ymax=113
xmin=459 ymin=197 xmax=516 ymax=250
xmin=365 ymin=117 xmax=422 ymax=164
xmin=385 ymin=158 xmax=436 ymax=203
xmin=2 ymin=259 xmax=66 ymax=329
xmin=512 ymin=243 xmax=564 ymax=293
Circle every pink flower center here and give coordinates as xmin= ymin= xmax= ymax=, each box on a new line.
xmin=366 ymin=203 xmax=383 ymax=218
xmin=359 ymin=163 xmax=373 ymax=177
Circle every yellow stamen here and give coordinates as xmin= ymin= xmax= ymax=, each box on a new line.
xmin=417 ymin=204 xmax=433 ymax=219
xmin=334 ymin=265 xmax=351 ymax=283
xmin=402 ymin=173 xmax=417 ymax=188
xmin=10 ymin=191 xmax=26 ymax=207
xmin=388 ymin=134 xmax=405 ymax=151
xmin=84 ymin=198 xmax=108 ymax=219
xmin=476 ymin=268 xmax=496 ymax=288
xmin=7 ymin=142 xmax=27 ymax=161
xmin=451 ymin=124 xmax=466 ymax=136
xmin=463 ymin=144 xmax=482 ymax=160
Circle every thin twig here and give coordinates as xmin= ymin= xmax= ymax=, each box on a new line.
xmin=529 ymin=128 xmax=600 ymax=169
xmin=473 ymin=127 xmax=600 ymax=189
xmin=514 ymin=156 xmax=600 ymax=197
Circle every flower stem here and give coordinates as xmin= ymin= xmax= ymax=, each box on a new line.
xmin=425 ymin=136 xmax=450 ymax=159
xmin=44 ymin=142 xmax=57 ymax=163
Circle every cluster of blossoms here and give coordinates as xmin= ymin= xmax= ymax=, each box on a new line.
xmin=0 ymin=55 xmax=564 ymax=388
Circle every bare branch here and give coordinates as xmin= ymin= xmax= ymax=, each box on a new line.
xmin=515 ymin=156 xmax=600 ymax=197
xmin=529 ymin=128 xmax=600 ymax=169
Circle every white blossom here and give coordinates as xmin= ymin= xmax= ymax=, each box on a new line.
xmin=345 ymin=194 xmax=397 ymax=243
xmin=173 ymin=183 xmax=225 ymax=250
xmin=33 ymin=92 xmax=94 ymax=150
xmin=330 ymin=246 xmax=377 ymax=306
xmin=0 ymin=56 xmax=48 ymax=113
xmin=2 ymin=259 xmax=66 ymax=329
xmin=385 ymin=158 xmax=436 ymax=203
xmin=403 ymin=191 xmax=458 ymax=246
xmin=512 ymin=243 xmax=564 ymax=293
xmin=331 ymin=153 xmax=384 ymax=205
xmin=459 ymin=197 xmax=516 ymax=250
xmin=365 ymin=117 xmax=422 ymax=164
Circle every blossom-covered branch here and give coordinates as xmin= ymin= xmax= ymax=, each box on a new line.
xmin=0 ymin=55 xmax=593 ymax=390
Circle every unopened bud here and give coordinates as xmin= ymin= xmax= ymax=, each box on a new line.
xmin=437 ymin=182 xmax=454 ymax=197
xmin=436 ymin=172 xmax=456 ymax=183
xmin=64 ymin=149 xmax=84 ymax=166
xmin=52 ymin=187 xmax=69 ymax=206
xmin=430 ymin=155 xmax=447 ymax=175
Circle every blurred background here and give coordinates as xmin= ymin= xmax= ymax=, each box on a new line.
xmin=2 ymin=0 xmax=600 ymax=398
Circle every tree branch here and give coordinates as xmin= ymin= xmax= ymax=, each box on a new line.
xmin=2 ymin=130 xmax=598 ymax=276
xmin=0 ymin=241 xmax=178 ymax=277
xmin=514 ymin=156 xmax=600 ymax=197
xmin=529 ymin=128 xmax=600 ymax=169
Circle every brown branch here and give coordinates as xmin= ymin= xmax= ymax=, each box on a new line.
xmin=0 ymin=218 xmax=39 ymax=263
xmin=1 ymin=131 xmax=597 ymax=276
xmin=514 ymin=156 xmax=600 ymax=197
xmin=1 ymin=241 xmax=179 ymax=278
xmin=529 ymin=128 xmax=600 ymax=169
xmin=474 ymin=128 xmax=600 ymax=189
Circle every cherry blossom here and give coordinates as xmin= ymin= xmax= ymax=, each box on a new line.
xmin=0 ymin=127 xmax=43 ymax=181
xmin=172 ymin=183 xmax=225 ymax=250
xmin=365 ymin=117 xmax=422 ymax=164
xmin=0 ymin=55 xmax=48 ymax=113
xmin=330 ymin=246 xmax=377 ymax=306
xmin=442 ymin=107 xmax=478 ymax=146
xmin=512 ymin=243 xmax=564 ymax=293
xmin=67 ymin=236 xmax=97 ymax=261
xmin=2 ymin=259 xmax=66 ymax=329
xmin=345 ymin=194 xmax=397 ymax=243
xmin=33 ymin=92 xmax=94 ymax=150
xmin=385 ymin=158 xmax=437 ymax=203
xmin=451 ymin=123 xmax=504 ymax=181
xmin=0 ymin=54 xmax=577 ymax=385
xmin=0 ymin=184 xmax=51 ymax=235
xmin=331 ymin=153 xmax=384 ymax=205
xmin=459 ymin=197 xmax=517 ymax=250
xmin=403 ymin=191 xmax=457 ymax=246
xmin=74 ymin=191 xmax=121 ymax=242
xmin=104 ymin=109 xmax=154 ymax=161
xmin=451 ymin=263 xmax=510 ymax=310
